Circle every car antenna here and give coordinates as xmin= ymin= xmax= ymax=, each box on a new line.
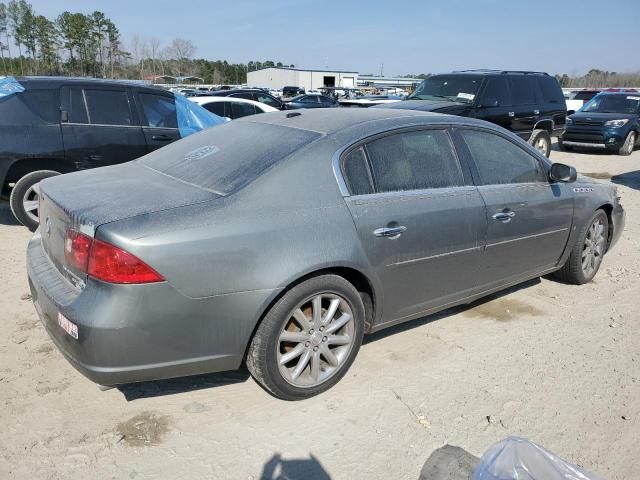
xmin=286 ymin=112 xmax=302 ymax=118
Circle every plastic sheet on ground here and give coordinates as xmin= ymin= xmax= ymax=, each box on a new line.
xmin=0 ymin=76 xmax=25 ymax=98
xmin=474 ymin=436 xmax=605 ymax=480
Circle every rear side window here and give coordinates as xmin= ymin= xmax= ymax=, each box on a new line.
xmin=230 ymin=102 xmax=257 ymax=118
xmin=202 ymin=101 xmax=226 ymax=117
xmin=364 ymin=130 xmax=463 ymax=193
xmin=139 ymin=122 xmax=321 ymax=195
xmin=510 ymin=77 xmax=537 ymax=105
xmin=84 ymin=89 xmax=132 ymax=125
xmin=481 ymin=77 xmax=511 ymax=107
xmin=139 ymin=93 xmax=178 ymax=128
xmin=342 ymin=147 xmax=374 ymax=195
xmin=0 ymin=89 xmax=59 ymax=125
xmin=461 ymin=130 xmax=547 ymax=185
xmin=538 ymin=76 xmax=564 ymax=104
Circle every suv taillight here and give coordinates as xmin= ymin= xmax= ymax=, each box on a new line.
xmin=64 ymin=229 xmax=164 ymax=284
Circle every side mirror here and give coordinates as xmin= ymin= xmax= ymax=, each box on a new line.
xmin=549 ymin=163 xmax=577 ymax=183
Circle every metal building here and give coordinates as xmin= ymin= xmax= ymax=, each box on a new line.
xmin=247 ymin=67 xmax=358 ymax=90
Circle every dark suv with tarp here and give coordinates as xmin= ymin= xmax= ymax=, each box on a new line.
xmin=378 ymin=70 xmax=567 ymax=157
xmin=0 ymin=76 xmax=223 ymax=230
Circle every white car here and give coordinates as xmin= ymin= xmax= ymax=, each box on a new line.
xmin=189 ymin=96 xmax=278 ymax=120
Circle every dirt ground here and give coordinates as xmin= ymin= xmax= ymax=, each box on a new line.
xmin=1 ymin=145 xmax=639 ymax=480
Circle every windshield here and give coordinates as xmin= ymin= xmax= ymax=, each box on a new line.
xmin=408 ymin=75 xmax=482 ymax=103
xmin=581 ymin=94 xmax=640 ymax=114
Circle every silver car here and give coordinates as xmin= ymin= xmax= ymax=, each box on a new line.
xmin=27 ymin=108 xmax=625 ymax=400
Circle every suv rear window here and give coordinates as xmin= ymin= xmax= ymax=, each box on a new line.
xmin=139 ymin=121 xmax=321 ymax=195
xmin=0 ymin=89 xmax=59 ymax=125
xmin=538 ymin=76 xmax=564 ymax=104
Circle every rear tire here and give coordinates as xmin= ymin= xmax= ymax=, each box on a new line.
xmin=9 ymin=170 xmax=60 ymax=232
xmin=618 ymin=131 xmax=636 ymax=156
xmin=247 ymin=274 xmax=365 ymax=400
xmin=554 ymin=209 xmax=609 ymax=285
xmin=529 ymin=129 xmax=551 ymax=157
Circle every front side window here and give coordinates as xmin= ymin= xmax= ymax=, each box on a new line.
xmin=301 ymin=96 xmax=319 ymax=103
xmin=173 ymin=93 xmax=225 ymax=137
xmin=256 ymin=93 xmax=280 ymax=108
xmin=481 ymin=77 xmax=511 ymax=107
xmin=139 ymin=93 xmax=178 ymax=128
xmin=364 ymin=130 xmax=463 ymax=193
xmin=461 ymin=130 xmax=547 ymax=185
xmin=84 ymin=89 xmax=132 ymax=125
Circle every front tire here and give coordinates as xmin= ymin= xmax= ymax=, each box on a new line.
xmin=247 ymin=274 xmax=365 ymax=400
xmin=529 ymin=129 xmax=551 ymax=157
xmin=9 ymin=170 xmax=60 ymax=232
xmin=554 ymin=209 xmax=609 ymax=285
xmin=618 ymin=131 xmax=636 ymax=156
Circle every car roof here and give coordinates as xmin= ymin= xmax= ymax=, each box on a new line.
xmin=16 ymin=76 xmax=169 ymax=94
xmin=190 ymin=95 xmax=276 ymax=111
xmin=237 ymin=107 xmax=489 ymax=136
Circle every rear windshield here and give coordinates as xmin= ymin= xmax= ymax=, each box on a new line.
xmin=139 ymin=121 xmax=321 ymax=195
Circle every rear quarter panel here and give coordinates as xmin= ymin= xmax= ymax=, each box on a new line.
xmin=98 ymin=138 xmax=378 ymax=300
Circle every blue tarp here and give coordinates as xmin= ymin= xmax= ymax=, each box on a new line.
xmin=174 ymin=92 xmax=224 ymax=137
xmin=0 ymin=76 xmax=25 ymax=98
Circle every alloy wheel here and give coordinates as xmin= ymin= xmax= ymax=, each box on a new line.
xmin=535 ymin=137 xmax=549 ymax=156
xmin=627 ymin=133 xmax=636 ymax=154
xmin=22 ymin=183 xmax=40 ymax=224
xmin=277 ymin=293 xmax=355 ymax=388
xmin=581 ymin=218 xmax=606 ymax=277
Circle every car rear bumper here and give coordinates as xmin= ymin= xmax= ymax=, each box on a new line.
xmin=27 ymin=233 xmax=279 ymax=386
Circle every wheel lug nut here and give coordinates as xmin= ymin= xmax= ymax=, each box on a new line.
xmin=309 ymin=329 xmax=314 ymax=333
xmin=313 ymin=346 xmax=319 ymax=352
xmin=322 ymin=336 xmax=327 ymax=342
xmin=319 ymin=326 xmax=324 ymax=332
xmin=305 ymin=341 xmax=310 ymax=347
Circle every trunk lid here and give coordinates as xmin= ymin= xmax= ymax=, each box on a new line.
xmin=38 ymin=162 xmax=219 ymax=287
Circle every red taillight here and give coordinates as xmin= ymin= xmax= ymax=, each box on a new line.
xmin=64 ymin=229 xmax=92 ymax=272
xmin=64 ymin=229 xmax=164 ymax=284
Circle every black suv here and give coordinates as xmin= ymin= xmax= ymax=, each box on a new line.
xmin=0 ymin=76 xmax=222 ymax=230
xmin=205 ymin=88 xmax=284 ymax=110
xmin=379 ymin=70 xmax=567 ymax=157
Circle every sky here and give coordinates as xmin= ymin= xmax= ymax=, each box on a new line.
xmin=25 ymin=0 xmax=640 ymax=77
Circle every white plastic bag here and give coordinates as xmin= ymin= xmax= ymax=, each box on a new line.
xmin=474 ymin=436 xmax=605 ymax=480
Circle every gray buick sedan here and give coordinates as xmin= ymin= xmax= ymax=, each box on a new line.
xmin=27 ymin=108 xmax=625 ymax=400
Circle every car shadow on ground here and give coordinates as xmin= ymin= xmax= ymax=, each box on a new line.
xmin=611 ymin=170 xmax=640 ymax=191
xmin=364 ymin=277 xmax=541 ymax=345
xmin=259 ymin=453 xmax=331 ymax=480
xmin=0 ymin=202 xmax=20 ymax=226
xmin=117 ymin=369 xmax=250 ymax=401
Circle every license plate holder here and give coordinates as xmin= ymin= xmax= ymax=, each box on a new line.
xmin=57 ymin=312 xmax=78 ymax=340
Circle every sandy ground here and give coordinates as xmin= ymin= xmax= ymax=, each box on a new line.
xmin=1 ymin=145 xmax=639 ymax=480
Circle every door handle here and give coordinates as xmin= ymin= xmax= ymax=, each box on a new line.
xmin=533 ymin=109 xmax=540 ymax=115
xmin=492 ymin=211 xmax=516 ymax=223
xmin=373 ymin=226 xmax=407 ymax=238
xmin=151 ymin=134 xmax=172 ymax=141
xmin=508 ymin=111 xmax=515 ymax=117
